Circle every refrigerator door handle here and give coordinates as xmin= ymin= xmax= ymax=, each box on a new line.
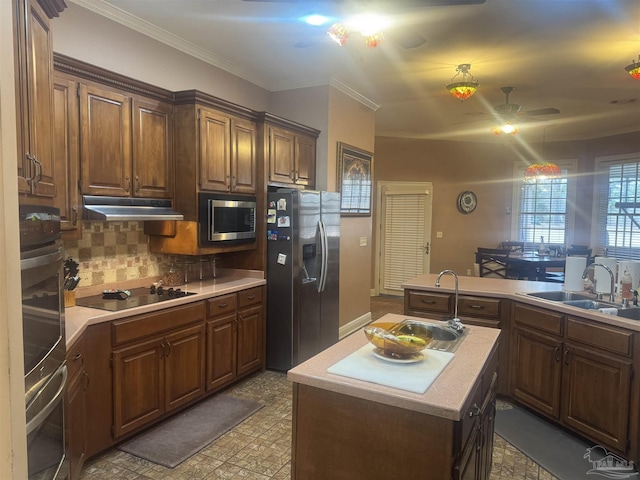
xmin=318 ymin=220 xmax=329 ymax=292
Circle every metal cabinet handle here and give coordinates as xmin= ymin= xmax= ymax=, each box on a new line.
xmin=125 ymin=176 xmax=130 ymax=192
xmin=218 ymin=303 xmax=228 ymax=308
xmin=564 ymin=349 xmax=570 ymax=365
xmin=83 ymin=371 xmax=90 ymax=390
xmin=135 ymin=175 xmax=140 ymax=193
xmin=421 ymin=299 xmax=436 ymax=305
xmin=26 ymin=153 xmax=43 ymax=185
xmin=246 ymin=295 xmax=256 ymax=300
xmin=554 ymin=346 xmax=560 ymax=362
xmin=468 ymin=304 xmax=484 ymax=310
xmin=469 ymin=403 xmax=481 ymax=417
xmin=165 ymin=341 xmax=171 ymax=358
xmin=72 ymin=206 xmax=78 ymax=226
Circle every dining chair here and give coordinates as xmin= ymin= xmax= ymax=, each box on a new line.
xmin=545 ymin=247 xmax=593 ymax=283
xmin=477 ymin=248 xmax=510 ymax=278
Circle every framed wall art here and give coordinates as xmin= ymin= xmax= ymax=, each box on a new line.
xmin=337 ymin=142 xmax=374 ymax=216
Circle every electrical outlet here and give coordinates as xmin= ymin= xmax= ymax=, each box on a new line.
xmin=360 ymin=236 xmax=367 ymax=247
xmin=436 ymin=231 xmax=443 ymax=238
xmin=506 ymin=207 xmax=511 ymax=215
xmin=467 ymin=269 xmax=472 ymax=276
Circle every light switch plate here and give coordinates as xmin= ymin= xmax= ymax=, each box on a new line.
xmin=360 ymin=237 xmax=367 ymax=247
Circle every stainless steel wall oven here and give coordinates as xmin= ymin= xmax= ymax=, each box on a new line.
xmin=19 ymin=205 xmax=67 ymax=480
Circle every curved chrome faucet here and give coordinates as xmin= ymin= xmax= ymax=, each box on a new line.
xmin=582 ymin=263 xmax=616 ymax=302
xmin=435 ymin=269 xmax=464 ymax=331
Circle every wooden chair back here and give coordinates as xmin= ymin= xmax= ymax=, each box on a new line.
xmin=477 ymin=248 xmax=510 ymax=278
xmin=499 ymin=241 xmax=525 ymax=253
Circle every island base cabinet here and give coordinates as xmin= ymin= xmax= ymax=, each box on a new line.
xmin=292 ymin=384 xmax=454 ymax=480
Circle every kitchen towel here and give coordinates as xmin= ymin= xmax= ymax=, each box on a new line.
xmin=564 ymin=256 xmax=587 ymax=292
xmin=593 ymin=257 xmax=617 ymax=294
xmin=327 ymin=343 xmax=454 ymax=394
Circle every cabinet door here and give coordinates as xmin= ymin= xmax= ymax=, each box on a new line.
xmin=164 ymin=324 xmax=206 ymax=412
xmin=562 ymin=343 xmax=632 ymax=451
xmin=112 ymin=338 xmax=163 ymax=438
xmin=453 ymin=426 xmax=480 ymax=480
xmin=206 ymin=314 xmax=238 ymax=391
xmin=80 ymin=84 xmax=132 ymax=196
xmin=237 ymin=304 xmax=263 ymax=375
xmin=294 ymin=133 xmax=316 ymax=187
xmin=16 ymin=0 xmax=56 ymax=196
xmin=510 ymin=326 xmax=562 ymax=419
xmin=132 ymin=97 xmax=173 ymax=198
xmin=268 ymin=126 xmax=295 ymax=185
xmin=199 ymin=108 xmax=231 ymax=191
xmin=231 ymin=117 xmax=257 ymax=193
xmin=53 ymin=76 xmax=80 ymax=235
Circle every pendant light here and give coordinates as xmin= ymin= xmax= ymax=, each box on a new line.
xmin=524 ymin=129 xmax=561 ymax=182
xmin=625 ymin=55 xmax=640 ymax=80
xmin=445 ymin=64 xmax=479 ymax=101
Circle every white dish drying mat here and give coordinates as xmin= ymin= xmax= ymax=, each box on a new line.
xmin=327 ymin=343 xmax=454 ymax=394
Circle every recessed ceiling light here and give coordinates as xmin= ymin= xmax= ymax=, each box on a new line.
xmin=302 ymin=14 xmax=330 ymax=26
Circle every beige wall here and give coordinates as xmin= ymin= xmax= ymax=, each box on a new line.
xmin=0 ymin=0 xmax=28 ymax=476
xmin=329 ymin=88 xmax=376 ymax=328
xmin=373 ymin=132 xmax=640 ymax=285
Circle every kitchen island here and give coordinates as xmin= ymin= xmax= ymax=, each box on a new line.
xmin=288 ymin=313 xmax=500 ymax=480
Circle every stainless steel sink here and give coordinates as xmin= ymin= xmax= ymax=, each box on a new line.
xmin=562 ymin=299 xmax=619 ymax=310
xmin=616 ymin=308 xmax=640 ymax=320
xmin=391 ymin=320 xmax=467 ymax=353
xmin=523 ymin=291 xmax=597 ymax=302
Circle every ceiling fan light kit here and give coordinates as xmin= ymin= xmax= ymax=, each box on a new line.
xmin=445 ymin=64 xmax=479 ymax=100
xmin=625 ymin=55 xmax=640 ymax=80
xmin=492 ymin=121 xmax=519 ymax=136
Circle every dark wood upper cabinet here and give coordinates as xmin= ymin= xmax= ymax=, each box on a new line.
xmin=14 ymin=0 xmax=66 ymax=197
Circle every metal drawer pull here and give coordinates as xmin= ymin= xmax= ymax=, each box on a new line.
xmin=246 ymin=295 xmax=256 ymax=300
xmin=469 ymin=403 xmax=481 ymax=417
xmin=421 ymin=299 xmax=436 ymax=305
xmin=218 ymin=303 xmax=229 ymax=308
xmin=468 ymin=304 xmax=484 ymax=310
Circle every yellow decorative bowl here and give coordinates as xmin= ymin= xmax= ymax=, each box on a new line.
xmin=364 ymin=319 xmax=433 ymax=357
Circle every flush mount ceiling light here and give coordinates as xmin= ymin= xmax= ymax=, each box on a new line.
xmin=445 ymin=64 xmax=479 ymax=101
xmin=625 ymin=55 xmax=640 ymax=80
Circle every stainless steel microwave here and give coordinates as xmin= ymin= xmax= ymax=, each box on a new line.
xmin=198 ymin=193 xmax=256 ymax=246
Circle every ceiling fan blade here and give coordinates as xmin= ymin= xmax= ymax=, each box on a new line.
xmin=523 ymin=107 xmax=561 ymax=116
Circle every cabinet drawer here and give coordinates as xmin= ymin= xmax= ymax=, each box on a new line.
xmin=238 ymin=287 xmax=263 ymax=309
xmin=458 ymin=296 xmax=501 ymax=319
xmin=406 ymin=291 xmax=451 ymax=314
xmin=112 ymin=302 xmax=205 ymax=345
xmin=207 ymin=293 xmax=237 ymax=318
xmin=566 ymin=317 xmax=633 ymax=357
xmin=513 ymin=303 xmax=564 ymax=336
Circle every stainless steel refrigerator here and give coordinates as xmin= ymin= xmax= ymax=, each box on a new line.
xmin=266 ymin=189 xmax=340 ymax=370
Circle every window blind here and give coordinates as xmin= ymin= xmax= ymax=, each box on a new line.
xmin=382 ymin=192 xmax=426 ymax=291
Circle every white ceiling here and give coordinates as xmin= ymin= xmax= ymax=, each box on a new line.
xmin=72 ymin=0 xmax=640 ymax=143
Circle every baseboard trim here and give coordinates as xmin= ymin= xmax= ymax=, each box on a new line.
xmin=339 ymin=312 xmax=372 ymax=339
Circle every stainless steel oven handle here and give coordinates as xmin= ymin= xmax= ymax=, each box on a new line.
xmin=26 ymin=364 xmax=67 ymax=436
xmin=20 ymin=245 xmax=63 ymax=270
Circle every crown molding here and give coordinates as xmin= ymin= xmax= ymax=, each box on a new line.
xmin=330 ymin=78 xmax=381 ymax=112
xmin=68 ymin=0 xmax=269 ymax=90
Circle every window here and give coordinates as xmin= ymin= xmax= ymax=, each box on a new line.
xmin=511 ymin=160 xmax=577 ymax=248
xmin=594 ymin=154 xmax=640 ymax=260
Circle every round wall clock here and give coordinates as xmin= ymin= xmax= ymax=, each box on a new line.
xmin=457 ymin=191 xmax=477 ymax=214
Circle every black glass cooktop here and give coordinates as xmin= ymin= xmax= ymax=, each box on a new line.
xmin=75 ymin=286 xmax=197 ymax=312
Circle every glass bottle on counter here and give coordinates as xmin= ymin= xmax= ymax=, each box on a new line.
xmin=538 ymin=236 xmax=546 ymax=254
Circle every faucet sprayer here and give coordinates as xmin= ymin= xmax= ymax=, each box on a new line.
xmin=435 ymin=269 xmax=464 ymax=331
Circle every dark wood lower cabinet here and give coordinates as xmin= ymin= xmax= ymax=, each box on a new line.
xmin=292 ymin=346 xmax=498 ymax=480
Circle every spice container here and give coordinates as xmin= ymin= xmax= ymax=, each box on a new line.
xmin=162 ymin=261 xmax=184 ymax=286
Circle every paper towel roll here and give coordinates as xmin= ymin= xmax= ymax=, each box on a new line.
xmin=593 ymin=257 xmax=617 ymax=294
xmin=564 ymin=256 xmax=587 ymax=291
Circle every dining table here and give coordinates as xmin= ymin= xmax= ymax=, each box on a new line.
xmin=475 ymin=251 xmax=566 ymax=282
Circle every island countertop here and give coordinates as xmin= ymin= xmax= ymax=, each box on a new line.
xmin=287 ymin=313 xmax=499 ymax=421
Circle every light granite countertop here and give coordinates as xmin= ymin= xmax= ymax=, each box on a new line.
xmin=64 ymin=269 xmax=265 ymax=347
xmin=287 ymin=313 xmax=499 ymax=421
xmin=403 ymin=274 xmax=640 ymax=332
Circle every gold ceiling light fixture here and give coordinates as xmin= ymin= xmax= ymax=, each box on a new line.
xmin=524 ymin=128 xmax=561 ymax=183
xmin=445 ymin=64 xmax=479 ymax=101
xmin=625 ymin=55 xmax=640 ymax=80
xmin=327 ymin=14 xmax=387 ymax=48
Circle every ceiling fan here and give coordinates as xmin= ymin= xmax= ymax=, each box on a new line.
xmin=241 ymin=0 xmax=487 ymax=49
xmin=468 ymin=86 xmax=561 ymax=121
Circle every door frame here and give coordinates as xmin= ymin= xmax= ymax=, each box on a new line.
xmin=373 ymin=181 xmax=433 ymax=297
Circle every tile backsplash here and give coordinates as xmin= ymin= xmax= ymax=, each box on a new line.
xmin=63 ymin=221 xmax=167 ymax=287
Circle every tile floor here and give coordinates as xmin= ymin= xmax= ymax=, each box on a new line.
xmin=79 ymin=295 xmax=559 ymax=480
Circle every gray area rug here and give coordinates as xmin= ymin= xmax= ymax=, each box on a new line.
xmin=117 ymin=394 xmax=263 ymax=468
xmin=495 ymin=402 xmax=638 ymax=479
